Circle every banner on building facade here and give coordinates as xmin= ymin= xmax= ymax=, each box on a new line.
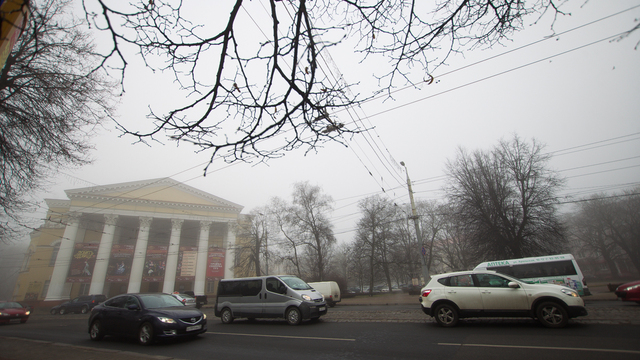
xmin=106 ymin=244 xmax=134 ymax=282
xmin=142 ymin=245 xmax=167 ymax=282
xmin=176 ymin=246 xmax=197 ymax=282
xmin=67 ymin=243 xmax=98 ymax=283
xmin=206 ymin=247 xmax=225 ymax=281
xmin=24 ymin=281 xmax=42 ymax=301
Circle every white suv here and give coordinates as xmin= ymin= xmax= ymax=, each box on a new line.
xmin=420 ymin=270 xmax=588 ymax=328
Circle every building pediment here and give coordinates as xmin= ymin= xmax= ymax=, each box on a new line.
xmin=64 ymin=178 xmax=243 ymax=215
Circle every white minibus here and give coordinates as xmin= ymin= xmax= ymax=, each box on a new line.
xmin=474 ymin=254 xmax=590 ymax=296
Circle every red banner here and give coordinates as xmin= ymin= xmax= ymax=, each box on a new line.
xmin=142 ymin=245 xmax=167 ymax=282
xmin=66 ymin=243 xmax=98 ymax=283
xmin=106 ymin=244 xmax=134 ymax=283
xmin=206 ymin=248 xmax=225 ymax=281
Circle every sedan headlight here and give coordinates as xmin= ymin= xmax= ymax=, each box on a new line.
xmin=561 ymin=288 xmax=579 ymax=297
xmin=623 ymin=284 xmax=640 ymax=291
xmin=301 ymin=294 xmax=311 ymax=301
xmin=158 ymin=317 xmax=176 ymax=323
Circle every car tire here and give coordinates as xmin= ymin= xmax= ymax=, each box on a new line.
xmin=328 ymin=301 xmax=335 ymax=308
xmin=89 ymin=320 xmax=104 ymax=341
xmin=536 ymin=301 xmax=568 ymax=328
xmin=220 ymin=308 xmax=234 ymax=324
xmin=81 ymin=305 xmax=89 ymax=314
xmin=50 ymin=309 xmax=57 ymax=315
xmin=138 ymin=322 xmax=155 ymax=346
xmin=434 ymin=304 xmax=459 ymax=327
xmin=59 ymin=308 xmax=66 ymax=315
xmin=286 ymin=307 xmax=302 ymax=326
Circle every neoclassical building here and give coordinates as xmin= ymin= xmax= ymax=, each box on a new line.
xmin=13 ymin=178 xmax=244 ymax=304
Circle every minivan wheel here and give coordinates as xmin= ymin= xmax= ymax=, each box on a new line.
xmin=286 ymin=307 xmax=302 ymax=326
xmin=536 ymin=301 xmax=568 ymax=328
xmin=138 ymin=322 xmax=155 ymax=346
xmin=220 ymin=308 xmax=234 ymax=324
xmin=434 ymin=304 xmax=459 ymax=327
xmin=81 ymin=305 xmax=89 ymax=314
xmin=89 ymin=320 xmax=104 ymax=341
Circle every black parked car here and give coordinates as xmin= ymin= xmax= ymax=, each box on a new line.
xmin=50 ymin=294 xmax=107 ymax=315
xmin=88 ymin=293 xmax=207 ymax=345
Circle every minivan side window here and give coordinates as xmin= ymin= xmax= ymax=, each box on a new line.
xmin=241 ymin=280 xmax=262 ymax=296
xmin=218 ymin=279 xmax=262 ymax=297
xmin=266 ymin=278 xmax=286 ymax=294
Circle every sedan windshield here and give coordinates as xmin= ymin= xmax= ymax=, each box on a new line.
xmin=280 ymin=276 xmax=312 ymax=290
xmin=139 ymin=294 xmax=184 ymax=309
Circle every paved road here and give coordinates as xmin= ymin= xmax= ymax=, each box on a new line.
xmin=1 ymin=298 xmax=639 ymax=360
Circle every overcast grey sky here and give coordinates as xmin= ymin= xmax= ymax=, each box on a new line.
xmin=23 ymin=0 xmax=640 ymax=245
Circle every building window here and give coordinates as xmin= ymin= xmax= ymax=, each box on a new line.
xmin=79 ymin=283 xmax=90 ymax=296
xmin=41 ymin=281 xmax=50 ymax=299
xmin=49 ymin=243 xmax=60 ymax=267
xmin=207 ymin=281 xmax=217 ymax=294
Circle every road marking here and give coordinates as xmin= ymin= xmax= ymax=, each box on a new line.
xmin=207 ymin=332 xmax=356 ymax=342
xmin=439 ymin=343 xmax=640 ymax=355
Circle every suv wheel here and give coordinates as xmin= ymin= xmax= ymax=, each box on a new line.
xmin=434 ymin=304 xmax=459 ymax=327
xmin=536 ymin=301 xmax=568 ymax=328
xmin=81 ymin=305 xmax=89 ymax=314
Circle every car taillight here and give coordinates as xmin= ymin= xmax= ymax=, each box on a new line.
xmin=421 ymin=289 xmax=432 ymax=297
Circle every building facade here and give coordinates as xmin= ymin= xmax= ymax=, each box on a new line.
xmin=13 ymin=178 xmax=244 ymax=304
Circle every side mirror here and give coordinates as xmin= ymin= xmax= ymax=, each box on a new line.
xmin=127 ymin=304 xmax=140 ymax=311
xmin=508 ymin=281 xmax=520 ymax=289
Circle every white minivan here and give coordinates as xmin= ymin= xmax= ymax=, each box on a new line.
xmin=214 ymin=275 xmax=327 ymax=325
xmin=308 ymin=281 xmax=341 ymax=307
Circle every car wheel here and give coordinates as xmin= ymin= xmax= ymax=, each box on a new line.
xmin=536 ymin=301 xmax=568 ymax=328
xmin=328 ymin=302 xmax=335 ymax=308
xmin=286 ymin=307 xmax=302 ymax=326
xmin=50 ymin=309 xmax=57 ymax=315
xmin=59 ymin=308 xmax=66 ymax=315
xmin=138 ymin=322 xmax=155 ymax=346
xmin=220 ymin=308 xmax=234 ymax=324
xmin=81 ymin=305 xmax=89 ymax=314
xmin=89 ymin=320 xmax=104 ymax=341
xmin=434 ymin=304 xmax=459 ymax=327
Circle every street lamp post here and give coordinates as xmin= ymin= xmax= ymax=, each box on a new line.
xmin=400 ymin=161 xmax=430 ymax=285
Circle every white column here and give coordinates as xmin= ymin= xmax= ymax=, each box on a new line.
xmin=194 ymin=221 xmax=211 ymax=296
xmin=162 ymin=219 xmax=183 ymax=293
xmin=224 ymin=222 xmax=236 ymax=279
xmin=45 ymin=213 xmax=81 ymax=301
xmin=127 ymin=217 xmax=153 ymax=293
xmin=89 ymin=214 xmax=118 ymax=295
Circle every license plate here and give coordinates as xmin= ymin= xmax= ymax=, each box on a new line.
xmin=318 ymin=306 xmax=326 ymax=311
xmin=9 ymin=318 xmax=21 ymax=323
xmin=186 ymin=325 xmax=202 ymax=332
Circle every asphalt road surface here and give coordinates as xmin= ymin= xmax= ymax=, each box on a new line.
xmin=1 ymin=305 xmax=640 ymax=360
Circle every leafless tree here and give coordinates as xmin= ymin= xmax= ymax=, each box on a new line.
xmin=80 ymin=0 xmax=573 ymax=167
xmin=603 ymin=188 xmax=640 ymax=274
xmin=445 ymin=135 xmax=567 ymax=260
xmin=288 ymin=181 xmax=336 ymax=281
xmin=567 ymin=195 xmax=623 ymax=278
xmin=354 ymin=195 xmax=398 ymax=294
xmin=234 ymin=209 xmax=277 ymax=276
xmin=0 ymin=0 xmax=116 ymax=242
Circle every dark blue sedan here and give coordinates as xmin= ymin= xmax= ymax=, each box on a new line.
xmin=88 ymin=293 xmax=207 ymax=345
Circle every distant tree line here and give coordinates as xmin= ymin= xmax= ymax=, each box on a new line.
xmin=234 ymin=135 xmax=640 ymax=291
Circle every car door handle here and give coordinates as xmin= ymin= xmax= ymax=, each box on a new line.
xmin=481 ymin=291 xmax=491 ymax=294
